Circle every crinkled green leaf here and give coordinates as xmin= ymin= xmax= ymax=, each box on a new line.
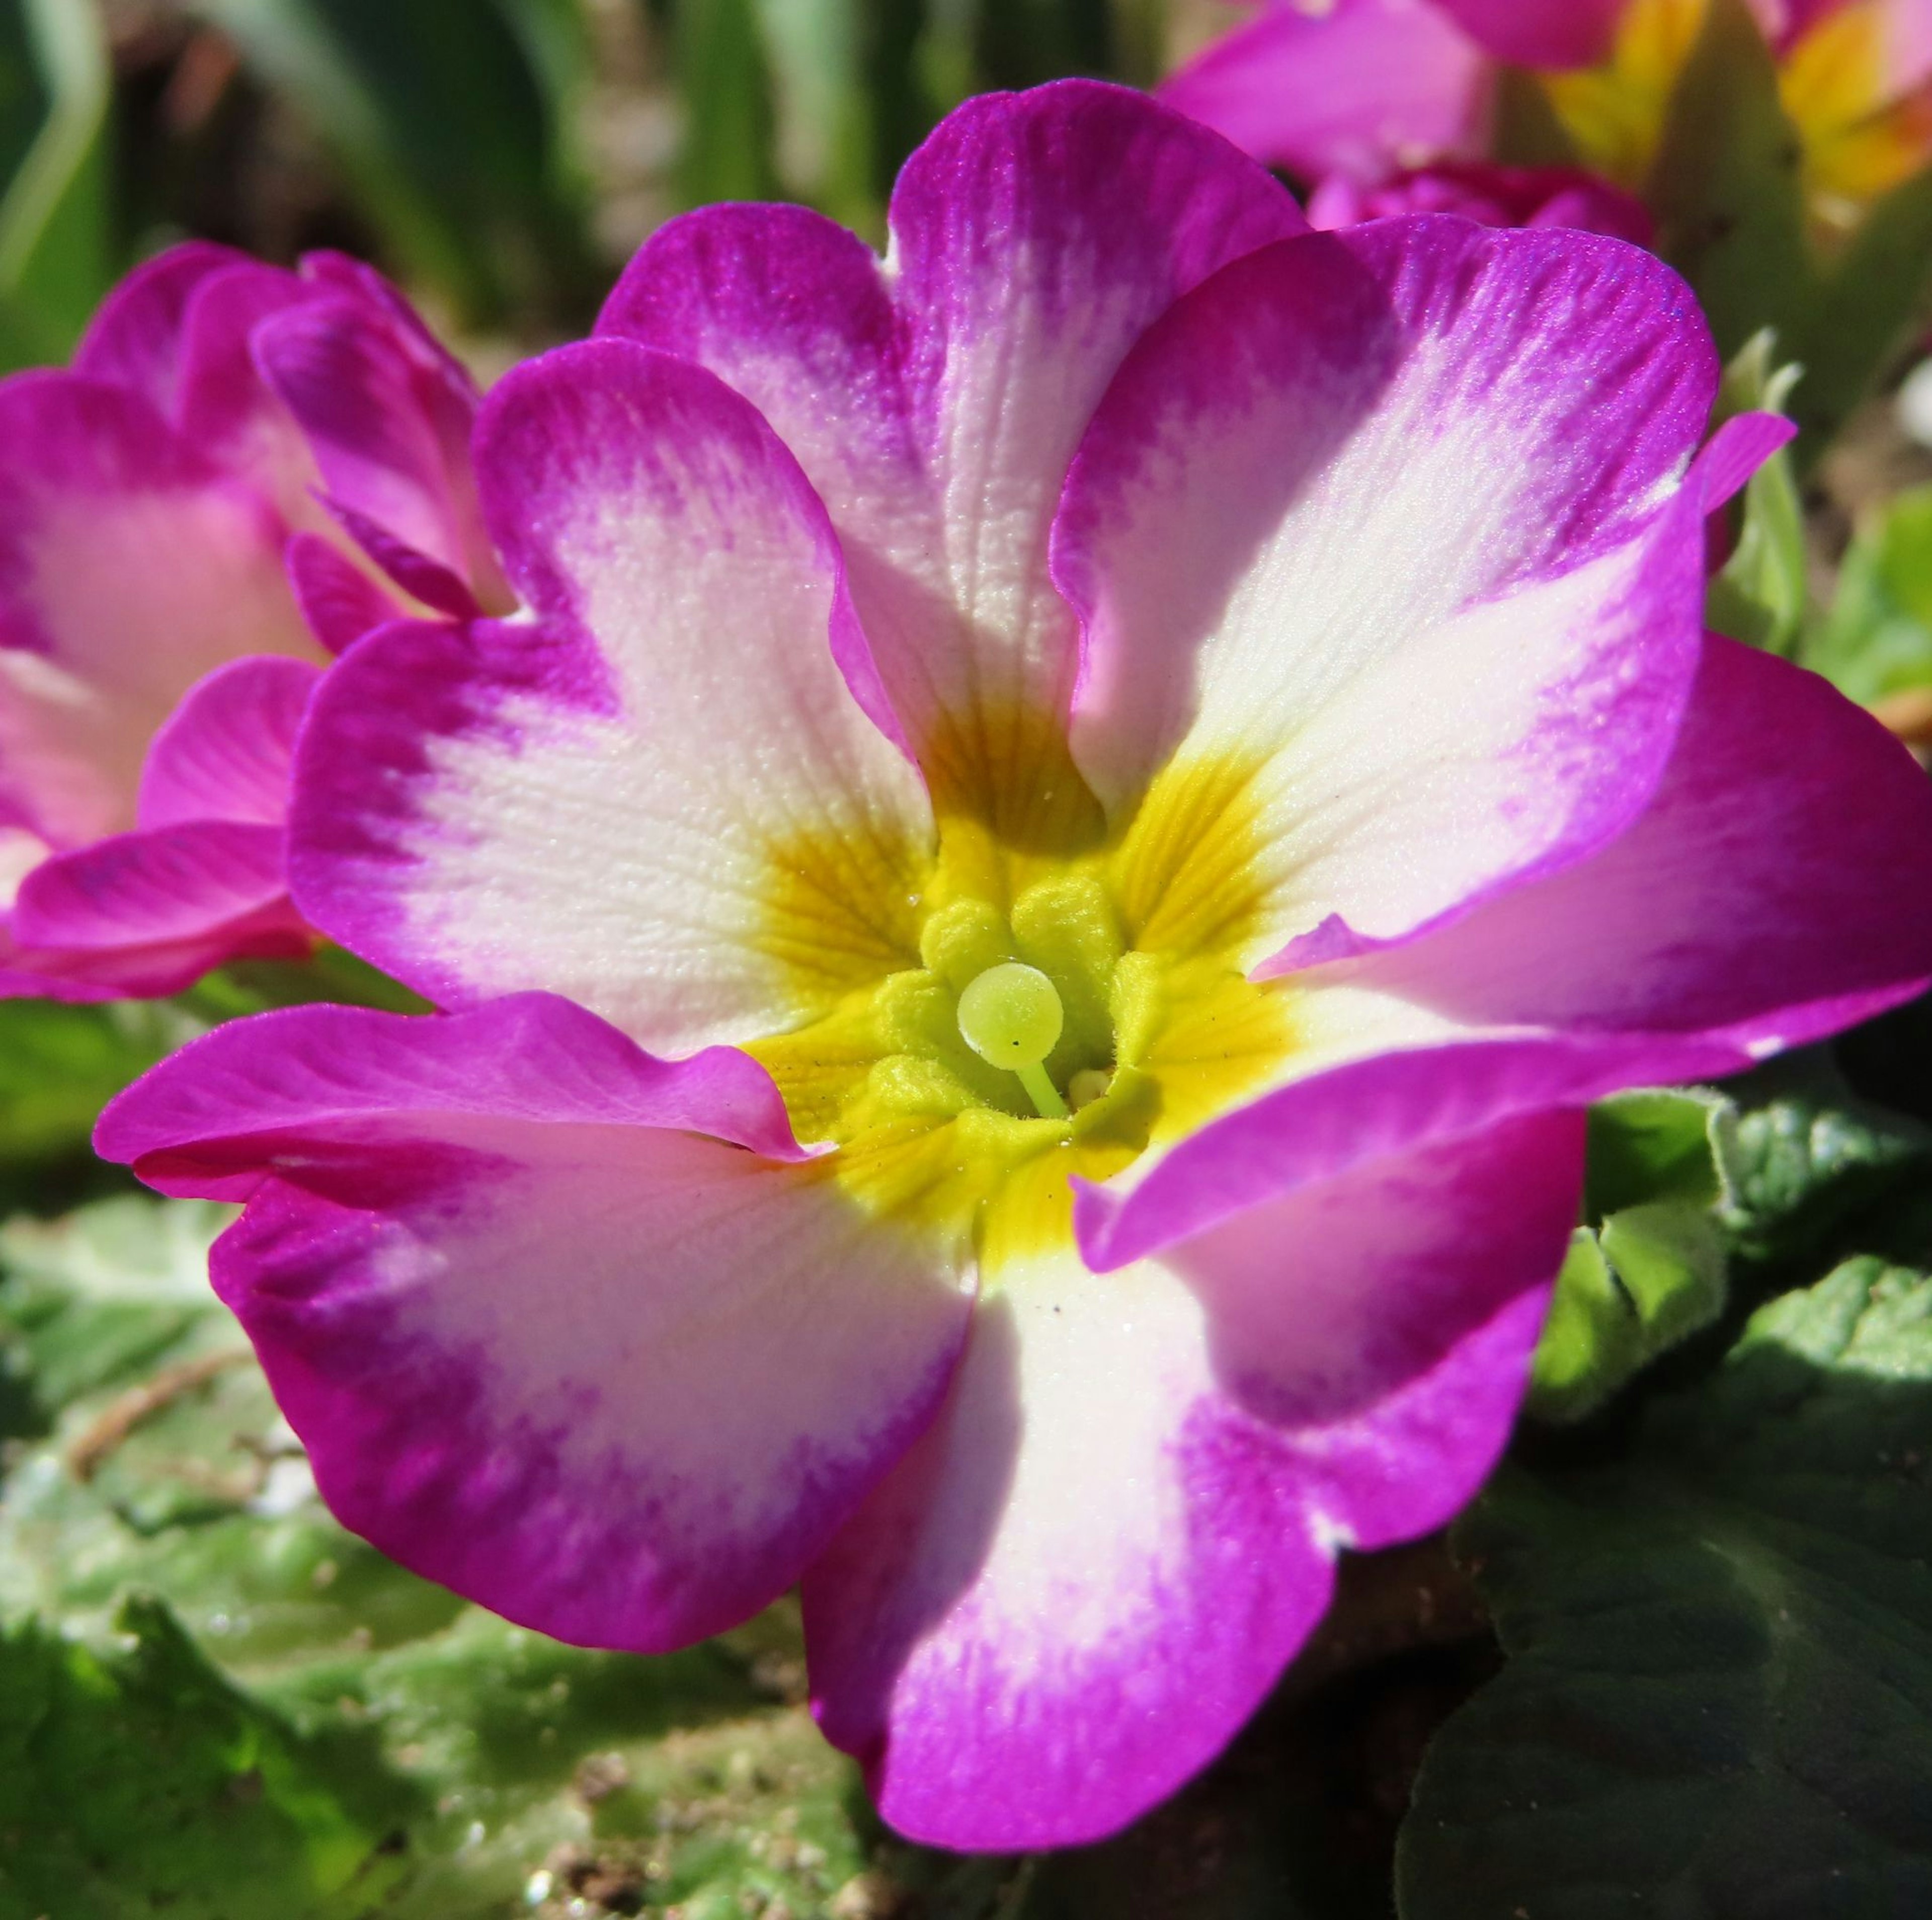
xmin=1398 ymin=1256 xmax=1932 ymax=1919
xmin=1530 ymin=1091 xmax=1733 ymax=1422
xmin=0 ymin=0 xmax=112 ymax=373
xmin=0 ymin=1593 xmax=415 ymax=1920
xmin=1719 ymin=1050 xmax=1932 ymax=1267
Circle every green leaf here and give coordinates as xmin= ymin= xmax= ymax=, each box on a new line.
xmin=1707 ymin=332 xmax=1810 ymax=657
xmin=1804 ymin=483 xmax=1932 ymax=704
xmin=0 ymin=1594 xmax=414 ymax=1920
xmin=1529 ymin=1091 xmax=1733 ymax=1422
xmin=1399 ymin=1256 xmax=1932 ymax=1919
xmin=0 ymin=0 xmax=113 ymax=372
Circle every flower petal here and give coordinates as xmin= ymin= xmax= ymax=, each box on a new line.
xmin=285 ymin=532 xmax=400 ymax=655
xmin=72 ymin=241 xmax=244 ymax=415
xmin=1157 ymin=0 xmax=1492 ymax=183
xmin=598 ymin=81 xmax=1302 ymax=805
xmin=99 ymin=996 xmax=974 ymax=1651
xmin=1056 ymin=221 xmax=1715 ymax=966
xmin=1433 ymin=0 xmax=1625 ymax=66
xmin=0 ymin=373 xmax=316 ymax=848
xmin=254 ymin=287 xmax=499 ymax=603
xmin=289 ymin=341 xmax=936 ymax=1055
xmin=806 ymin=1112 xmax=1580 ymax=1850
xmin=1296 ymin=635 xmax=1932 ymax=1060
xmin=137 ymin=654 xmax=320 ymax=830
xmin=3 ymin=821 xmax=308 ymax=999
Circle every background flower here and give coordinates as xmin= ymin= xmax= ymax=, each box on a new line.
xmin=0 ymin=244 xmax=506 ymax=1001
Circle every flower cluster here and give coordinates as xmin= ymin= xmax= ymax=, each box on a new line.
xmin=3 ymin=81 xmax=1926 ymax=1851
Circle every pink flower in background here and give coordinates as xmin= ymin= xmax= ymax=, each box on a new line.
xmin=1305 ymin=159 xmax=1654 ymax=240
xmin=1164 ymin=0 xmax=1932 ymax=236
xmin=100 ymin=83 xmax=1932 ymax=1849
xmin=0 ymin=244 xmax=508 ymax=1001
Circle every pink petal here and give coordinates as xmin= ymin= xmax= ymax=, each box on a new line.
xmin=288 ymin=341 xmax=936 ymax=1056
xmin=254 ymin=288 xmax=501 ymax=606
xmin=0 ymin=372 xmax=317 ymax=849
xmin=1055 ymin=220 xmax=1716 ymax=967
xmin=72 ymin=242 xmax=245 ymax=416
xmin=138 ymin=655 xmax=323 ymax=830
xmin=806 ymin=1112 xmax=1580 ymax=1849
xmin=598 ymin=82 xmax=1303 ymax=790
xmin=1299 ymin=635 xmax=1932 ymax=1058
xmin=1158 ymin=0 xmax=1492 ymax=183
xmin=284 ymin=533 xmax=401 ymax=655
xmin=98 ymin=996 xmax=975 ymax=1651
xmin=2 ymin=820 xmax=308 ymax=1000
xmin=1432 ymin=0 xmax=1625 ymax=66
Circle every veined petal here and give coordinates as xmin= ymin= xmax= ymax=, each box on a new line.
xmin=289 ymin=342 xmax=936 ymax=1056
xmin=1157 ymin=0 xmax=1492 ymax=182
xmin=99 ymin=997 xmax=975 ymax=1652
xmin=1057 ymin=221 xmax=1715 ymax=968
xmin=139 ymin=656 xmax=321 ymax=829
xmin=598 ymin=81 xmax=1302 ymax=813
xmin=0 ymin=373 xmax=317 ymax=849
xmin=806 ymin=1113 xmax=1580 ymax=1850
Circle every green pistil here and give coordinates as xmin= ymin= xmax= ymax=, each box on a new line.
xmin=955 ymin=961 xmax=1070 ymax=1120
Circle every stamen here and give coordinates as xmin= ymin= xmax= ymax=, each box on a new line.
xmin=956 ymin=962 xmax=1068 ymax=1119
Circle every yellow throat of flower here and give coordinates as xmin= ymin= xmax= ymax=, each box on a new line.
xmin=746 ymin=716 xmax=1298 ymax=1281
xmin=1539 ymin=0 xmax=1930 ymax=236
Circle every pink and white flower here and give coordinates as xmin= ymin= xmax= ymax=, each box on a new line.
xmin=0 ymin=243 xmax=507 ymax=1000
xmin=100 ymin=83 xmax=1932 ymax=1848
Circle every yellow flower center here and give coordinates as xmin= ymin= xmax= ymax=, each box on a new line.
xmin=745 ymin=719 xmax=1298 ymax=1281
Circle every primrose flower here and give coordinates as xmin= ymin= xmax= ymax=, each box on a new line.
xmin=0 ymin=243 xmax=506 ymax=1000
xmin=99 ymin=83 xmax=1932 ymax=1850
xmin=1164 ymin=0 xmax=1932 ymax=238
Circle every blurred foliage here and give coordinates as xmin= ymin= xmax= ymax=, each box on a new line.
xmin=0 ymin=0 xmax=112 ymax=370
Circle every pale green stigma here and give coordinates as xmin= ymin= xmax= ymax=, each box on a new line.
xmin=956 ymin=961 xmax=1068 ymax=1119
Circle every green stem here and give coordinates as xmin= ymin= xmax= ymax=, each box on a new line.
xmin=1016 ymin=1060 xmax=1069 ymax=1121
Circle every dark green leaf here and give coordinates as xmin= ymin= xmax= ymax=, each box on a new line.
xmin=1399 ymin=1257 xmax=1932 ymax=1920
